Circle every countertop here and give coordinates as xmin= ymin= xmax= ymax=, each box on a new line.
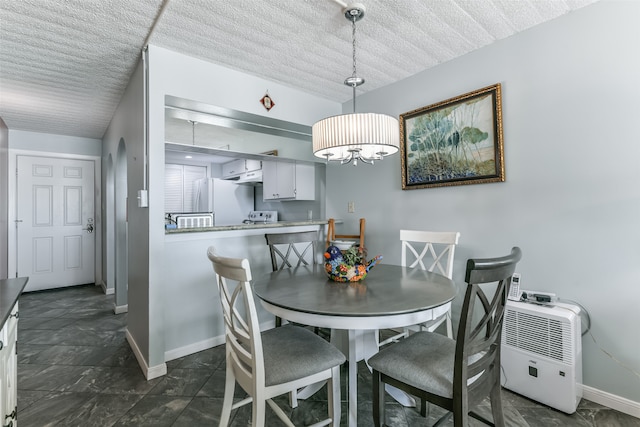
xmin=165 ymin=219 xmax=334 ymax=234
xmin=1 ymin=277 xmax=29 ymax=327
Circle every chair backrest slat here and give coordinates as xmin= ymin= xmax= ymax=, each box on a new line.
xmin=400 ymin=230 xmax=460 ymax=279
xmin=266 ymin=231 xmax=318 ymax=271
xmin=454 ymin=247 xmax=522 ymax=406
xmin=208 ymin=247 xmax=266 ymax=388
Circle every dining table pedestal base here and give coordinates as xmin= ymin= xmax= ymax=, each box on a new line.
xmin=333 ymin=329 xmax=416 ymax=426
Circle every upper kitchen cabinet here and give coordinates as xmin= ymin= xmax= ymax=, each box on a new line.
xmin=221 ymin=159 xmax=261 ymax=178
xmin=263 ymin=160 xmax=314 ymax=201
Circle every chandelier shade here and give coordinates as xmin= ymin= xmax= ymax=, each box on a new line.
xmin=311 ymin=2 xmax=399 ymax=166
xmin=312 ymin=112 xmax=399 ymax=164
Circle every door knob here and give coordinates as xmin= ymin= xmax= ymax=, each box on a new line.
xmin=83 ymin=218 xmax=94 ymax=233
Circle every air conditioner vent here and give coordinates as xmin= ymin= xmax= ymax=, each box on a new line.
xmin=503 ymin=308 xmax=574 ymax=364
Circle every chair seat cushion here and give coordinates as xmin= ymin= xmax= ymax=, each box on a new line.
xmin=262 ymin=325 xmax=346 ymax=386
xmin=368 ymin=331 xmax=455 ymax=398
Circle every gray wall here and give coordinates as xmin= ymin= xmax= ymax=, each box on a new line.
xmin=8 ymin=129 xmax=101 ymax=156
xmin=102 ymin=60 xmax=147 ymax=362
xmin=326 ymin=1 xmax=640 ymax=403
xmin=0 ymin=117 xmax=8 ymax=279
xmin=104 ymin=45 xmax=341 ymax=373
xmin=147 ymin=45 xmax=340 ymax=367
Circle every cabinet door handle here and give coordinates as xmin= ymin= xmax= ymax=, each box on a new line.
xmin=0 ymin=340 xmax=3 ymax=350
xmin=9 ymin=312 xmax=18 ymax=319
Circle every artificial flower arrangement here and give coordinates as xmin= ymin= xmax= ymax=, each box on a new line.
xmin=324 ymin=245 xmax=382 ymax=282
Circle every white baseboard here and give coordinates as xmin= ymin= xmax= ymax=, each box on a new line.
xmin=146 ymin=361 xmax=168 ymax=380
xmin=164 ymin=334 xmax=226 ymax=362
xmin=113 ymin=304 xmax=128 ymax=314
xmin=125 ymin=329 xmax=167 ymax=380
xmin=583 ymin=385 xmax=640 ymax=418
xmin=102 ymin=283 xmax=114 ymax=295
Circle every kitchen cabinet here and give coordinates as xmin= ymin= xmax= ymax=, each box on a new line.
xmin=222 ymin=159 xmax=261 ymax=178
xmin=0 ymin=304 xmax=18 ymax=427
xmin=262 ymin=161 xmax=314 ymax=201
xmin=0 ymin=277 xmax=27 ymax=427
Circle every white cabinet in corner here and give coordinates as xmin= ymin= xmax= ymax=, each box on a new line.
xmin=0 ymin=304 xmax=18 ymax=427
xmin=222 ymin=159 xmax=262 ymax=178
xmin=262 ymin=160 xmax=315 ymax=201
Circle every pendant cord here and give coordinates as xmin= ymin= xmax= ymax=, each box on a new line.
xmin=189 ymin=120 xmax=197 ymax=145
xmin=351 ymin=16 xmax=357 ymax=82
xmin=351 ymin=16 xmax=357 ymax=113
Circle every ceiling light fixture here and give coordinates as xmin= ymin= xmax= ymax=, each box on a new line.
xmin=312 ymin=3 xmax=399 ymax=166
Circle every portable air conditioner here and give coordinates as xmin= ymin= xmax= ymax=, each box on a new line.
xmin=501 ymin=300 xmax=583 ymax=414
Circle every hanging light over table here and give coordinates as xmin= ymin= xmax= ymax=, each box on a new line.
xmin=312 ymin=3 xmax=399 ymax=166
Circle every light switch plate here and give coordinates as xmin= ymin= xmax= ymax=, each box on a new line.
xmin=348 ymin=201 xmax=355 ymax=213
xmin=137 ymin=190 xmax=148 ymax=208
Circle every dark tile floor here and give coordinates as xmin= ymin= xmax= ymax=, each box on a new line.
xmin=16 ymin=284 xmax=640 ymax=426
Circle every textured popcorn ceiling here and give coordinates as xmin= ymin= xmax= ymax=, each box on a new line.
xmin=0 ymin=0 xmax=598 ymax=139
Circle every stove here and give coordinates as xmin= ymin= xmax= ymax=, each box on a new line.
xmin=246 ymin=210 xmax=278 ymax=224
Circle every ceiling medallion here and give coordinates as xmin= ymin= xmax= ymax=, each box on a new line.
xmin=260 ymin=91 xmax=275 ymax=111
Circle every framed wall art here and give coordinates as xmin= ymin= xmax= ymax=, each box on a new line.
xmin=400 ymin=83 xmax=504 ymax=190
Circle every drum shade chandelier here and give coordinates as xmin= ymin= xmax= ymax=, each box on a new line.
xmin=312 ymin=3 xmax=399 ymax=166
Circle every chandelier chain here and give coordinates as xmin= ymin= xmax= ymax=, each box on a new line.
xmin=311 ymin=4 xmax=400 ymax=166
xmin=351 ymin=17 xmax=357 ymax=80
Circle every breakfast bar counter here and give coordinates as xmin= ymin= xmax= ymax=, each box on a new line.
xmin=162 ymin=221 xmax=333 ymax=361
xmin=164 ymin=219 xmax=333 ymax=234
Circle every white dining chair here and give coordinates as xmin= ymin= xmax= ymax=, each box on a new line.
xmin=379 ymin=230 xmax=460 ymax=347
xmin=207 ymin=247 xmax=344 ymax=427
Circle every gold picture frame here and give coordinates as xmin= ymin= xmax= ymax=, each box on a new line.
xmin=400 ymin=83 xmax=505 ymax=190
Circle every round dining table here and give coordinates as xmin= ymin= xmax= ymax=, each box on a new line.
xmin=252 ymin=263 xmax=457 ymax=427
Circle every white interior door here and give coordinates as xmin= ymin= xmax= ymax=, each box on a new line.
xmin=16 ymin=155 xmax=95 ymax=292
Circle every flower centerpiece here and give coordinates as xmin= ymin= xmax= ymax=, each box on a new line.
xmin=324 ymin=245 xmax=382 ymax=282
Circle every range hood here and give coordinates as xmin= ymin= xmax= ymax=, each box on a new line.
xmin=233 ymin=169 xmax=263 ymax=184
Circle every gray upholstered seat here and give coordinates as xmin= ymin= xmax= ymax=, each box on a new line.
xmin=207 ymin=246 xmax=344 ymax=427
xmin=370 ymin=331 xmax=456 ymax=398
xmin=369 ymin=247 xmax=522 ymax=427
xmin=262 ymin=325 xmax=345 ymax=387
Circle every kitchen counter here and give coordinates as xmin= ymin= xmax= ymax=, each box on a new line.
xmin=0 ymin=277 xmax=29 ymax=327
xmin=165 ymin=219 xmax=335 ymax=234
